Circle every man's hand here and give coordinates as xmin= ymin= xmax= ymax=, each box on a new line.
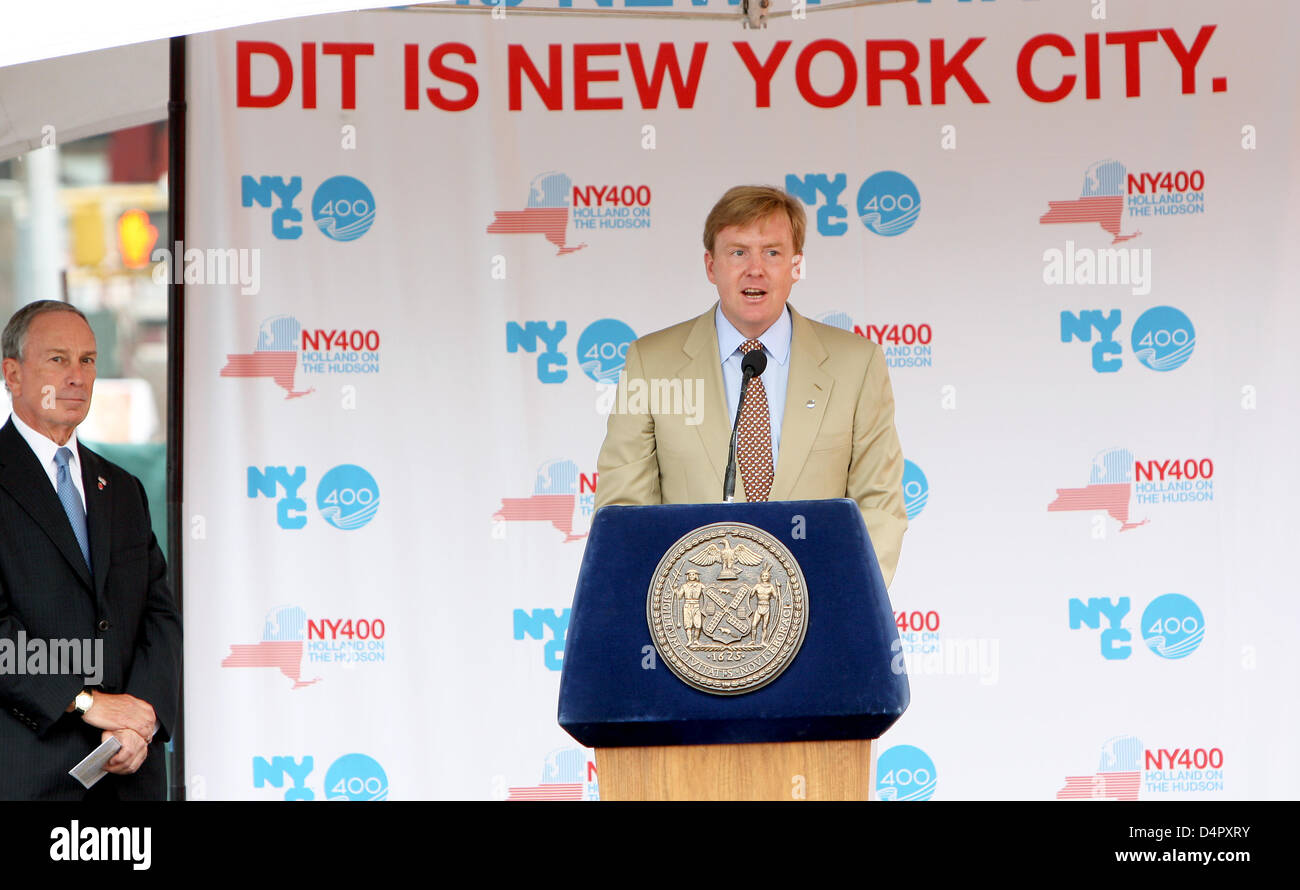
xmin=102 ymin=729 xmax=148 ymax=775
xmin=81 ymin=692 xmax=156 ymax=740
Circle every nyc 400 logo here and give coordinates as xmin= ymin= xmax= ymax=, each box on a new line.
xmin=247 ymin=464 xmax=380 ymax=530
xmin=242 ymin=174 xmax=376 ymax=241
xmin=1070 ymin=593 xmax=1204 ymax=660
xmin=1061 ymin=305 xmax=1194 ymax=373
xmin=506 ymin=318 xmax=635 ymax=384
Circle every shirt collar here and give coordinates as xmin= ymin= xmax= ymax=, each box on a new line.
xmin=715 ymin=303 xmax=792 ymax=367
xmin=9 ymin=410 xmax=80 ymax=471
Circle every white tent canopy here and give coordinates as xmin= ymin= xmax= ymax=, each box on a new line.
xmin=0 ymin=1 xmax=413 ymax=69
xmin=0 ymin=0 xmax=812 ymax=71
xmin=0 ymin=1 xmax=422 ymax=161
xmin=0 ymin=41 xmax=169 ymax=162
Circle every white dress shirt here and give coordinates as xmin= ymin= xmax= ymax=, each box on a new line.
xmin=9 ymin=411 xmax=87 ymax=511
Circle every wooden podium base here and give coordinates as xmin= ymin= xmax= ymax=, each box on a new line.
xmin=595 ymin=739 xmax=873 ymax=801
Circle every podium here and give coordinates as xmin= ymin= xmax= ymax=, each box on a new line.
xmin=558 ymin=499 xmax=908 ymax=800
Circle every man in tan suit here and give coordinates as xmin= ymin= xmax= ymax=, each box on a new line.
xmin=595 ymin=185 xmax=908 ymax=587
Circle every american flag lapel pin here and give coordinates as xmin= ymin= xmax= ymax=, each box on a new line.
xmin=97 ymin=476 xmax=107 ymax=490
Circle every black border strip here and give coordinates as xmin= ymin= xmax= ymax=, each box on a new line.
xmin=165 ymin=33 xmax=187 ymax=802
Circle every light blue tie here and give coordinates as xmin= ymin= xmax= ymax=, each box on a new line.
xmin=54 ymin=447 xmax=91 ymax=572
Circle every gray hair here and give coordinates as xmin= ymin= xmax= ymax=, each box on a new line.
xmin=2 ymin=300 xmax=90 ymax=363
xmin=2 ymin=301 xmax=90 ymax=393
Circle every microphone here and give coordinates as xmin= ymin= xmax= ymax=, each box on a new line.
xmin=723 ymin=347 xmax=768 ymax=502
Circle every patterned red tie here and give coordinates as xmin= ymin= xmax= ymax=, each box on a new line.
xmin=737 ymin=339 xmax=773 ymax=502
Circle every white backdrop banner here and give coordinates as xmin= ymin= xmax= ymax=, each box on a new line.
xmin=182 ymin=1 xmax=1300 ymax=800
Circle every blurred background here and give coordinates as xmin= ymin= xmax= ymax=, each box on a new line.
xmin=0 ymin=122 xmax=170 ymax=554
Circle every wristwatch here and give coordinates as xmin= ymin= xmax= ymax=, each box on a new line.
xmin=74 ymin=690 xmax=94 ymax=715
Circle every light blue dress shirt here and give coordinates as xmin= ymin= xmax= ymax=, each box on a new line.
xmin=716 ymin=304 xmax=791 ymax=469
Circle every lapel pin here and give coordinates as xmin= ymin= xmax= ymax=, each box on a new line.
xmin=97 ymin=476 xmax=107 ymax=490
xmin=805 ymin=399 xmax=816 ymax=408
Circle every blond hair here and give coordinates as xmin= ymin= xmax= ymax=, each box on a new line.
xmin=702 ymin=185 xmax=806 ymax=255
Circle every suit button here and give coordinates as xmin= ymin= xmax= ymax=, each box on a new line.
xmin=97 ymin=619 xmax=111 ymax=631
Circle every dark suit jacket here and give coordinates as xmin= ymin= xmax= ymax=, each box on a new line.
xmin=0 ymin=418 xmax=181 ymax=800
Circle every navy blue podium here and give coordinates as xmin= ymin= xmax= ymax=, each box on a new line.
xmin=558 ymin=499 xmax=908 ymax=800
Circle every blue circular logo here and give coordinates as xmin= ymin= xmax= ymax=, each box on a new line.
xmin=576 ymin=319 xmax=636 ymax=383
xmin=312 ymin=176 xmax=376 ymax=242
xmin=1130 ymin=306 xmax=1195 ymax=372
xmin=1140 ymin=593 xmax=1204 ymax=659
xmin=316 ymin=464 xmax=380 ymax=530
xmin=876 ymin=744 xmax=936 ymax=801
xmin=902 ymin=460 xmax=928 ymax=519
xmin=856 ymin=171 xmax=921 ymax=237
xmin=324 ymin=753 xmax=388 ymax=801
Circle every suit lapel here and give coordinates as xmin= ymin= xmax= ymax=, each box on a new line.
xmin=0 ymin=419 xmax=94 ymax=591
xmin=80 ymin=446 xmax=112 ymax=601
xmin=676 ymin=308 xmax=736 ymax=496
xmin=770 ymin=307 xmax=833 ymax=501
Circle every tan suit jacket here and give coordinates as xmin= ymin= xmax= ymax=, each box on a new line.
xmin=595 ymin=304 xmax=907 ymax=587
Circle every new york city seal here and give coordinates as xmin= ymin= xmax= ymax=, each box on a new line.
xmin=647 ymin=522 xmax=808 ymax=695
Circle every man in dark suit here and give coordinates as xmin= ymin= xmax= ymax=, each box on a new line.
xmin=0 ymin=300 xmax=181 ymax=800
